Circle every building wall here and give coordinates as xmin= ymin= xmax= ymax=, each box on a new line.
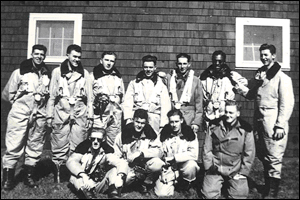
xmin=1 ymin=1 xmax=299 ymax=157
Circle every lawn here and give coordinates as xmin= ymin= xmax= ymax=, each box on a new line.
xmin=1 ymin=149 xmax=299 ymax=199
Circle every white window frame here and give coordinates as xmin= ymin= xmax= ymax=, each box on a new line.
xmin=236 ymin=17 xmax=290 ymax=70
xmin=28 ymin=13 xmax=82 ymax=64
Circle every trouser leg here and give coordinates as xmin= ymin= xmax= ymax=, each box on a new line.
xmin=227 ymin=177 xmax=249 ymax=199
xmin=201 ymin=174 xmax=223 ymax=199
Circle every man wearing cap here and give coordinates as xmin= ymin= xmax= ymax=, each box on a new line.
xmin=1 ymin=44 xmax=51 ymax=190
xmin=123 ymin=55 xmax=171 ymax=135
xmin=67 ymin=127 xmax=128 ymax=199
xmin=46 ymin=44 xmax=94 ymax=183
xmin=90 ymin=51 xmax=125 ymax=148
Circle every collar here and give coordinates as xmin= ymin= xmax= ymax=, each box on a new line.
xmin=122 ymin=123 xmax=157 ymax=144
xmin=60 ymin=59 xmax=84 ymax=77
xmin=258 ymin=62 xmax=281 ymax=80
xmin=93 ymin=64 xmax=122 ymax=79
xmin=175 ymin=68 xmax=191 ymax=81
xmin=200 ymin=64 xmax=231 ymax=80
xmin=160 ymin=123 xmax=195 ymax=142
xmin=136 ymin=71 xmax=158 ymax=84
xmin=19 ymin=58 xmax=50 ymax=77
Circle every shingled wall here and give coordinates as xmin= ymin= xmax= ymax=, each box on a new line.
xmin=1 ymin=1 xmax=299 ymax=157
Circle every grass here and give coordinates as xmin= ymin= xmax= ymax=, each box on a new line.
xmin=1 ymin=149 xmax=299 ymax=199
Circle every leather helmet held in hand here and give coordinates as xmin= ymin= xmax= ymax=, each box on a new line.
xmin=94 ymin=93 xmax=110 ymax=118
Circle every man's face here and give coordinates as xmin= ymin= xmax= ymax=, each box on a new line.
xmin=177 ymin=57 xmax=191 ymax=74
xmin=224 ymin=105 xmax=240 ymax=125
xmin=67 ymin=50 xmax=81 ymax=67
xmin=133 ymin=117 xmax=147 ymax=133
xmin=143 ymin=61 xmax=156 ymax=77
xmin=260 ymin=49 xmax=275 ymax=68
xmin=169 ymin=115 xmax=183 ymax=133
xmin=100 ymin=54 xmax=116 ymax=71
xmin=212 ymin=54 xmax=225 ymax=69
xmin=31 ymin=49 xmax=45 ymax=65
xmin=90 ymin=131 xmax=105 ymax=150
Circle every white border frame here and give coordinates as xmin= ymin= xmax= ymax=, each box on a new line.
xmin=28 ymin=13 xmax=82 ymax=63
xmin=236 ymin=17 xmax=290 ymax=70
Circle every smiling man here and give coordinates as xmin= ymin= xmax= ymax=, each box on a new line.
xmin=236 ymin=43 xmax=295 ymax=198
xmin=123 ymin=55 xmax=171 ymax=135
xmin=2 ymin=44 xmax=51 ymax=190
xmin=113 ymin=109 xmax=165 ymax=195
xmin=46 ymin=44 xmax=94 ymax=183
xmin=167 ymin=53 xmax=203 ymax=135
xmin=201 ymin=100 xmax=255 ymax=199
xmin=90 ymin=51 xmax=125 ymax=148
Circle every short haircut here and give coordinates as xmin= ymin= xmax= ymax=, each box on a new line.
xmin=32 ymin=44 xmax=47 ymax=55
xmin=212 ymin=50 xmax=226 ymax=62
xmin=259 ymin=43 xmax=276 ymax=55
xmin=67 ymin=44 xmax=82 ymax=54
xmin=101 ymin=51 xmax=117 ymax=59
xmin=225 ymin=100 xmax=241 ymax=111
xmin=176 ymin=53 xmax=191 ymax=62
xmin=133 ymin=109 xmax=148 ymax=121
xmin=167 ymin=109 xmax=184 ymax=119
xmin=142 ymin=55 xmax=157 ymax=65
xmin=89 ymin=127 xmax=106 ymax=137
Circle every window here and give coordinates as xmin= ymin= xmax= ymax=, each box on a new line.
xmin=28 ymin=13 xmax=82 ymax=63
xmin=236 ymin=18 xmax=290 ymax=70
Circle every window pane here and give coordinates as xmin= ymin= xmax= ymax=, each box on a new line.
xmin=36 ymin=21 xmax=74 ymax=57
xmin=244 ymin=46 xmax=260 ymax=61
xmin=244 ymin=25 xmax=282 ymax=62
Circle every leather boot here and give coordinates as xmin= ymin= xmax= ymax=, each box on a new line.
xmin=81 ymin=188 xmax=97 ymax=199
xmin=262 ymin=174 xmax=270 ymax=198
xmin=269 ymin=177 xmax=280 ymax=198
xmin=2 ymin=168 xmax=15 ymax=191
xmin=24 ymin=165 xmax=38 ymax=188
xmin=107 ymin=184 xmax=120 ymax=199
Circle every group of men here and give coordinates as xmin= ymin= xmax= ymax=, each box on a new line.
xmin=1 ymin=43 xmax=294 ymax=199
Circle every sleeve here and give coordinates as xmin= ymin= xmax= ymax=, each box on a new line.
xmin=46 ymin=68 xmax=59 ymax=120
xmin=84 ymin=70 xmax=94 ymax=119
xmin=202 ymin=127 xmax=214 ymax=171
xmin=239 ymin=131 xmax=256 ymax=176
xmin=119 ymin=78 xmax=125 ymax=103
xmin=191 ymin=78 xmax=203 ymax=127
xmin=106 ymin=153 xmax=129 ymax=176
xmin=174 ymin=138 xmax=199 ymax=163
xmin=122 ymin=80 xmax=135 ymax=120
xmin=113 ymin=133 xmax=125 ymax=158
xmin=159 ymin=84 xmax=172 ymax=128
xmin=275 ymin=75 xmax=294 ymax=129
xmin=1 ymin=69 xmax=20 ymax=104
xmin=142 ymin=137 xmax=163 ymax=159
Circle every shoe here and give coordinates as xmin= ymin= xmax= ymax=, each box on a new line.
xmin=24 ymin=165 xmax=38 ymax=188
xmin=269 ymin=177 xmax=280 ymax=198
xmin=138 ymin=184 xmax=150 ymax=196
xmin=107 ymin=185 xmax=120 ymax=199
xmin=2 ymin=168 xmax=15 ymax=191
xmin=81 ymin=188 xmax=97 ymax=199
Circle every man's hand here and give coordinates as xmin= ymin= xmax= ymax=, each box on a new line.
xmin=191 ymin=124 xmax=199 ymax=134
xmin=80 ymin=173 xmax=96 ymax=190
xmin=273 ymin=127 xmax=285 ymax=141
xmin=233 ymin=173 xmax=247 ymax=180
xmin=114 ymin=173 xmax=126 ymax=188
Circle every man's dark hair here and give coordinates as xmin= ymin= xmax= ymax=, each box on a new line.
xmin=225 ymin=100 xmax=242 ymax=111
xmin=32 ymin=44 xmax=47 ymax=55
xmin=142 ymin=55 xmax=157 ymax=65
xmin=212 ymin=50 xmax=226 ymax=62
xmin=167 ymin=109 xmax=184 ymax=119
xmin=133 ymin=109 xmax=148 ymax=121
xmin=67 ymin=44 xmax=82 ymax=54
xmin=101 ymin=51 xmax=117 ymax=59
xmin=176 ymin=53 xmax=191 ymax=62
xmin=259 ymin=43 xmax=276 ymax=55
